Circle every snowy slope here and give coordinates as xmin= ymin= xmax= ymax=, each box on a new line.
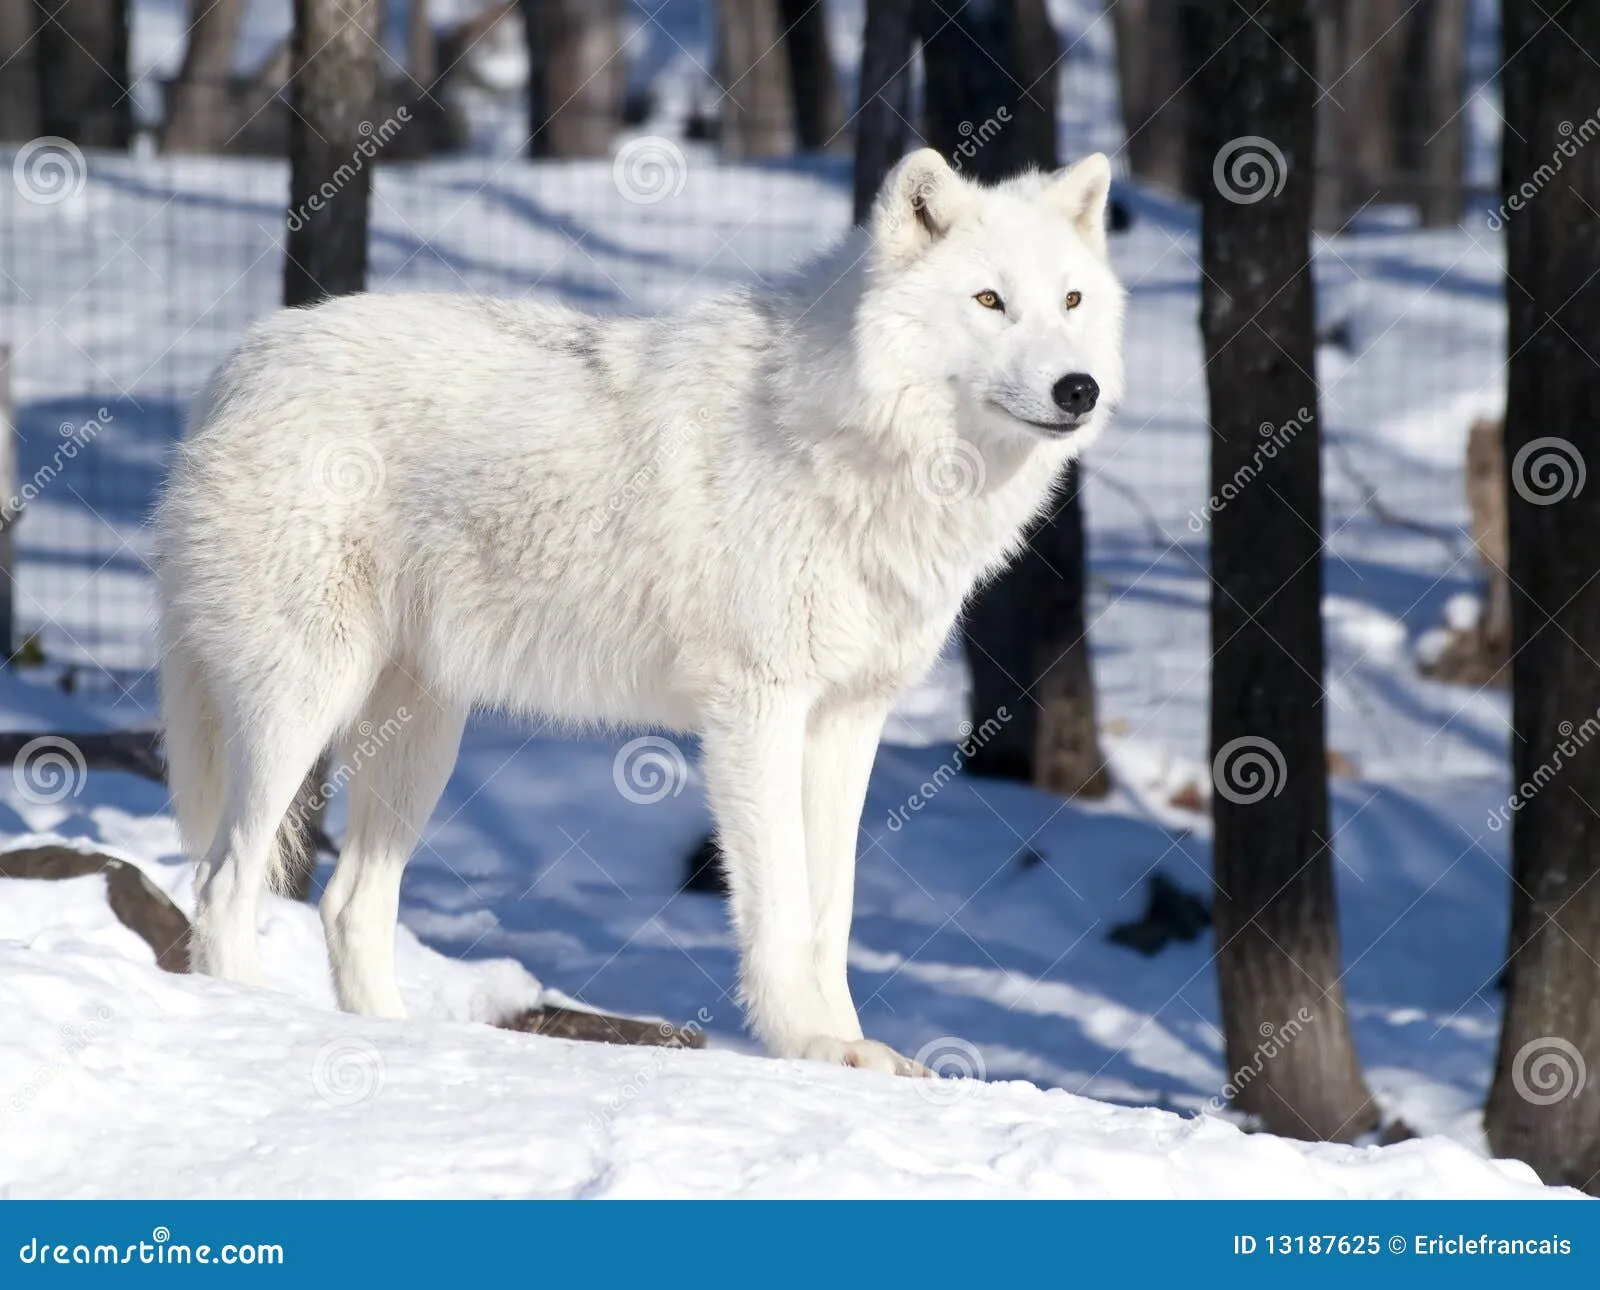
xmin=0 ymin=870 xmax=1562 ymax=1199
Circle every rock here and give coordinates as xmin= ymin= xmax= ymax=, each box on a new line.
xmin=1108 ymin=872 xmax=1211 ymax=957
xmin=496 ymin=1004 xmax=706 ymax=1049
xmin=0 ymin=845 xmax=191 ymax=972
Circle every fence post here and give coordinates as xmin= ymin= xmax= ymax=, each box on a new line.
xmin=0 ymin=344 xmax=13 ymax=662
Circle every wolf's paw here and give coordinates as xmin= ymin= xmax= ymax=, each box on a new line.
xmin=798 ymin=1036 xmax=930 ymax=1077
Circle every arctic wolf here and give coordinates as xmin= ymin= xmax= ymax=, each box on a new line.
xmin=154 ymin=148 xmax=1125 ymax=1075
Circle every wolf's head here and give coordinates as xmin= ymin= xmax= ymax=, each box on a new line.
xmin=860 ymin=148 xmax=1125 ymax=459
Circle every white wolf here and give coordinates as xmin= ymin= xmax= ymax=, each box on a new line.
xmin=154 ymin=148 xmax=1125 ymax=1075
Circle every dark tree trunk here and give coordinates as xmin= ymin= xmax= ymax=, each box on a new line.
xmin=521 ymin=0 xmax=624 ymax=157
xmin=283 ymin=0 xmax=380 ymax=308
xmin=1113 ymin=0 xmax=1191 ymax=195
xmin=1313 ymin=0 xmax=1408 ymax=229
xmin=1485 ymin=0 xmax=1600 ymax=1195
xmin=1398 ymin=0 xmax=1466 ymax=228
xmin=916 ymin=0 xmax=1106 ymax=795
xmin=0 ymin=1 xmax=41 ymax=141
xmin=717 ymin=0 xmax=794 ymax=158
xmin=778 ymin=0 xmax=844 ymax=151
xmin=851 ymin=0 xmax=916 ymax=223
xmin=33 ymin=0 xmax=132 ymax=148
xmin=1196 ymin=0 xmax=1377 ymax=1142
xmin=161 ymin=0 xmax=249 ymax=153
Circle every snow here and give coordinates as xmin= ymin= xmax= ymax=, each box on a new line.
xmin=0 ymin=0 xmax=1582 ymax=1201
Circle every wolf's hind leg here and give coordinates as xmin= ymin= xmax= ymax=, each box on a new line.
xmin=320 ymin=669 xmax=466 ymax=1019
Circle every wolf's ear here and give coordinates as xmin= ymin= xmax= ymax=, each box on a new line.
xmin=870 ymin=149 xmax=970 ymax=266
xmin=1042 ymin=153 xmax=1112 ymax=259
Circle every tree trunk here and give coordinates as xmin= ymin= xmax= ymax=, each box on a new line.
xmin=1403 ymin=0 xmax=1465 ymax=228
xmin=915 ymin=0 xmax=1106 ymax=795
xmin=0 ymin=1 xmax=41 ymax=141
xmin=283 ymin=0 xmax=380 ymax=308
xmin=717 ymin=0 xmax=794 ymax=158
xmin=33 ymin=0 xmax=132 ymax=148
xmin=1195 ymin=0 xmax=1377 ymax=1142
xmin=778 ymin=0 xmax=844 ymax=151
xmin=1314 ymin=0 xmax=1408 ymax=229
xmin=521 ymin=0 xmax=624 ymax=157
xmin=408 ymin=0 xmax=436 ymax=93
xmin=161 ymin=0 xmax=249 ymax=153
xmin=1112 ymin=0 xmax=1191 ymax=195
xmin=1485 ymin=0 xmax=1600 ymax=1195
xmin=852 ymin=0 xmax=916 ymax=223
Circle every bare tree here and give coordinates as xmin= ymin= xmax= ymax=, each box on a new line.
xmin=522 ymin=0 xmax=625 ymax=157
xmin=283 ymin=0 xmax=380 ymax=308
xmin=1194 ymin=0 xmax=1377 ymax=1141
xmin=33 ymin=0 xmax=132 ymax=147
xmin=1112 ymin=0 xmax=1191 ymax=195
xmin=717 ymin=0 xmax=794 ymax=158
xmin=1485 ymin=0 xmax=1600 ymax=1195
xmin=0 ymin=1 xmax=40 ymax=141
xmin=1398 ymin=0 xmax=1465 ymax=227
xmin=851 ymin=0 xmax=916 ymax=223
xmin=1313 ymin=0 xmax=1408 ymax=229
xmin=778 ymin=0 xmax=844 ymax=150
xmin=915 ymin=0 xmax=1107 ymax=796
xmin=161 ymin=0 xmax=249 ymax=153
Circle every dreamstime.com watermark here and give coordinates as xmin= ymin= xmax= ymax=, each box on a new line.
xmin=1487 ymin=111 xmax=1600 ymax=230
xmin=1209 ymin=1007 xmax=1315 ymax=1112
xmin=12 ymin=136 xmax=87 ymax=205
xmin=0 ymin=1006 xmax=113 ymax=1126
xmin=587 ymin=407 xmax=710 ymax=534
xmin=1211 ymin=735 xmax=1287 ymax=806
xmin=1188 ymin=407 xmax=1313 ymax=531
xmin=283 ymin=709 xmax=414 ymax=835
xmin=613 ymin=135 xmax=688 ymax=205
xmin=885 ymin=708 xmax=1011 ymax=832
xmin=1510 ymin=1036 xmax=1586 ymax=1106
xmin=0 ymin=407 xmax=112 ymax=535
xmin=613 ymin=735 xmax=690 ymax=805
xmin=11 ymin=736 xmax=88 ymax=806
xmin=1510 ymin=436 xmax=1585 ymax=506
xmin=1486 ymin=705 xmax=1600 ymax=832
xmin=947 ymin=107 xmax=1011 ymax=176
xmin=18 ymin=1227 xmax=283 ymax=1267
xmin=1213 ymin=136 xmax=1288 ymax=204
xmin=285 ymin=108 xmax=411 ymax=233
xmin=591 ymin=1007 xmax=714 ymax=1129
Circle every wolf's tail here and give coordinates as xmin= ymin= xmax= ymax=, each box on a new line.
xmin=158 ymin=627 xmax=321 ymax=907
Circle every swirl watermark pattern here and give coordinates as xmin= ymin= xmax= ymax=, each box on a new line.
xmin=1188 ymin=407 xmax=1313 ymax=531
xmin=13 ymin=137 xmax=87 ymax=206
xmin=613 ymin=136 xmax=687 ymax=205
xmin=913 ymin=1036 xmax=986 ymax=1106
xmin=310 ymin=440 xmax=386 ymax=505
xmin=286 ymin=108 xmax=411 ymax=231
xmin=612 ymin=735 xmax=689 ymax=804
xmin=1213 ymin=136 xmax=1288 ymax=204
xmin=912 ymin=437 xmax=986 ymax=504
xmin=1211 ymin=735 xmax=1287 ymax=805
xmin=1511 ymin=436 xmax=1585 ymax=506
xmin=1510 ymin=1036 xmax=1586 ymax=1106
xmin=12 ymin=736 xmax=88 ymax=805
xmin=1210 ymin=1007 xmax=1314 ymax=1112
xmin=310 ymin=1037 xmax=386 ymax=1107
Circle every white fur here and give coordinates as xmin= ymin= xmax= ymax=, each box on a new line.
xmin=153 ymin=150 xmax=1126 ymax=1074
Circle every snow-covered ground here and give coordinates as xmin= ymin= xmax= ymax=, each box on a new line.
xmin=0 ymin=0 xmax=1580 ymax=1200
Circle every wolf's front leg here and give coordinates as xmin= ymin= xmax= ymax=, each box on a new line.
xmin=701 ymin=687 xmax=926 ymax=1076
xmin=801 ymin=697 xmax=926 ymax=1076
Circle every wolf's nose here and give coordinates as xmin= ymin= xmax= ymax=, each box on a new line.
xmin=1052 ymin=373 xmax=1099 ymax=416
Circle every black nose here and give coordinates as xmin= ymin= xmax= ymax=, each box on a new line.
xmin=1052 ymin=373 xmax=1099 ymax=416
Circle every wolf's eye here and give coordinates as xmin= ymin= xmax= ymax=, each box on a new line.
xmin=973 ymin=290 xmax=1004 ymax=311
xmin=1064 ymin=290 xmax=1083 ymax=310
